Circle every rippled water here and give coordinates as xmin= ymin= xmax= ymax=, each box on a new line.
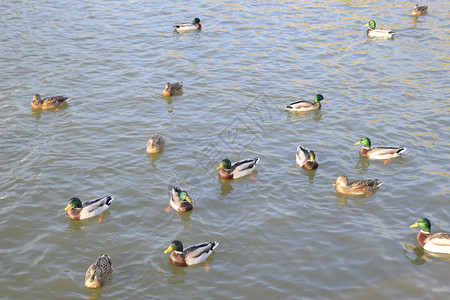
xmin=1 ymin=0 xmax=449 ymax=299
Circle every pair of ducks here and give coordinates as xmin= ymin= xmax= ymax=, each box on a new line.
xmin=297 ymin=137 xmax=406 ymax=196
xmin=83 ymin=241 xmax=219 ymax=288
xmin=366 ymin=4 xmax=428 ymax=39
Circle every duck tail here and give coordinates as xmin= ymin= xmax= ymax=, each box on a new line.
xmin=397 ymin=147 xmax=407 ymax=155
xmin=105 ymin=196 xmax=114 ymax=206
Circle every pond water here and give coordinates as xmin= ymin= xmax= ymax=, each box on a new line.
xmin=0 ymin=0 xmax=449 ymax=299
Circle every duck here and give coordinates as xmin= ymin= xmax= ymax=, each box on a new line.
xmin=284 ymin=94 xmax=327 ymax=112
xmin=30 ymin=94 xmax=70 ymax=110
xmin=333 ymin=175 xmax=382 ymax=195
xmin=216 ymin=157 xmax=260 ymax=179
xmin=64 ymin=196 xmax=114 ymax=220
xmin=84 ymin=254 xmax=114 ymax=288
xmin=146 ymin=133 xmax=166 ymax=153
xmin=173 ymin=18 xmax=201 ymax=32
xmin=164 ymin=240 xmax=218 ymax=266
xmin=296 ymin=146 xmax=319 ymax=170
xmin=161 ymin=82 xmax=183 ymax=97
xmin=365 ymin=20 xmax=395 ymax=39
xmin=169 ymin=186 xmax=193 ymax=212
xmin=354 ymin=137 xmax=406 ymax=160
xmin=410 ymin=218 xmax=450 ymax=254
xmin=411 ymin=4 xmax=428 ymax=16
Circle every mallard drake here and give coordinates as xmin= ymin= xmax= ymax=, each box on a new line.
xmin=64 ymin=196 xmax=114 ymax=220
xmin=164 ymin=240 xmax=218 ymax=266
xmin=354 ymin=137 xmax=406 ymax=160
xmin=410 ymin=218 xmax=450 ymax=254
xmin=85 ymin=254 xmax=114 ymax=288
xmin=284 ymin=94 xmax=327 ymax=112
xmin=411 ymin=4 xmax=428 ymax=16
xmin=31 ymin=94 xmax=70 ymax=110
xmin=365 ymin=20 xmax=395 ymax=39
xmin=296 ymin=146 xmax=319 ymax=170
xmin=169 ymin=186 xmax=193 ymax=212
xmin=333 ymin=175 xmax=382 ymax=195
xmin=161 ymin=82 xmax=183 ymax=97
xmin=173 ymin=18 xmax=201 ymax=32
xmin=216 ymin=157 xmax=260 ymax=179
xmin=146 ymin=133 xmax=166 ymax=153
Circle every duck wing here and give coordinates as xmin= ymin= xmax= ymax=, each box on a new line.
xmin=184 ymin=241 xmax=219 ymax=265
xmin=230 ymin=157 xmax=260 ymax=173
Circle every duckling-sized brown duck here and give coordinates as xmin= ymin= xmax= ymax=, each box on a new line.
xmin=411 ymin=4 xmax=428 ymax=16
xmin=31 ymin=94 xmax=70 ymax=110
xmin=333 ymin=176 xmax=382 ymax=196
xmin=161 ymin=82 xmax=183 ymax=97
xmin=84 ymin=254 xmax=114 ymax=288
xmin=146 ymin=133 xmax=166 ymax=153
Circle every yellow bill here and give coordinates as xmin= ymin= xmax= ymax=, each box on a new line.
xmin=410 ymin=222 xmax=419 ymax=228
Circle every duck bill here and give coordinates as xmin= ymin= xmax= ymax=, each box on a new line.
xmin=332 ymin=182 xmax=338 ymax=186
xmin=364 ymin=23 xmax=369 ymax=27
xmin=322 ymin=98 xmax=328 ymax=102
xmin=164 ymin=245 xmax=174 ymax=253
xmin=185 ymin=196 xmax=192 ymax=203
xmin=354 ymin=141 xmax=361 ymax=145
xmin=410 ymin=223 xmax=419 ymax=228
xmin=216 ymin=163 xmax=224 ymax=170
xmin=64 ymin=204 xmax=72 ymax=211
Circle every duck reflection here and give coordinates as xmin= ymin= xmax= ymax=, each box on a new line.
xmin=335 ymin=193 xmax=367 ymax=207
xmin=302 ymin=169 xmax=317 ymax=184
xmin=85 ymin=289 xmax=102 ymax=300
xmin=218 ymin=179 xmax=233 ymax=196
xmin=166 ymin=264 xmax=187 ymax=285
xmin=30 ymin=109 xmax=42 ymax=120
xmin=403 ymin=242 xmax=450 ymax=265
xmin=147 ymin=152 xmax=162 ymax=165
xmin=66 ymin=219 xmax=85 ymax=232
xmin=354 ymin=157 xmax=370 ymax=172
xmin=285 ymin=109 xmax=323 ymax=122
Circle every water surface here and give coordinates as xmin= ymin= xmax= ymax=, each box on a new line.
xmin=1 ymin=0 xmax=449 ymax=299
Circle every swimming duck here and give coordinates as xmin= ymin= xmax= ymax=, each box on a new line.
xmin=411 ymin=4 xmax=428 ymax=16
xmin=365 ymin=20 xmax=395 ymax=39
xmin=146 ymin=133 xmax=166 ymax=153
xmin=169 ymin=186 xmax=193 ymax=212
xmin=354 ymin=137 xmax=406 ymax=160
xmin=296 ymin=146 xmax=319 ymax=170
xmin=161 ymin=82 xmax=183 ymax=97
xmin=284 ymin=94 xmax=327 ymax=112
xmin=164 ymin=240 xmax=218 ymax=266
xmin=216 ymin=157 xmax=260 ymax=179
xmin=64 ymin=196 xmax=114 ymax=220
xmin=31 ymin=94 xmax=70 ymax=110
xmin=410 ymin=218 xmax=450 ymax=254
xmin=84 ymin=254 xmax=114 ymax=288
xmin=173 ymin=18 xmax=201 ymax=32
xmin=333 ymin=176 xmax=382 ymax=195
